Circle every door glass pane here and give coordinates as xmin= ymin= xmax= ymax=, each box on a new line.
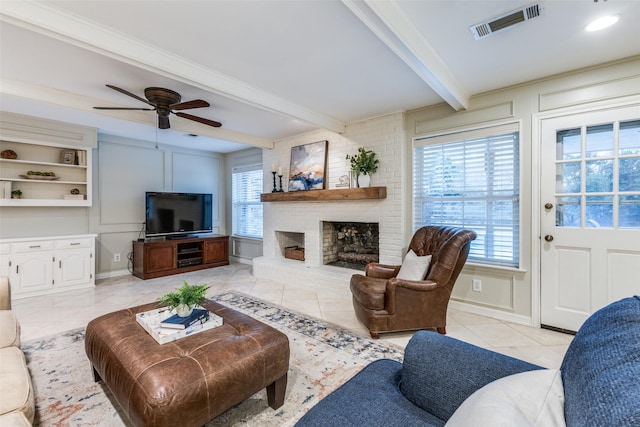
xmin=585 ymin=159 xmax=613 ymax=192
xmin=619 ymin=120 xmax=640 ymax=155
xmin=585 ymin=196 xmax=612 ymax=228
xmin=556 ymin=196 xmax=580 ymax=227
xmin=586 ymin=124 xmax=613 ymax=158
xmin=620 ymin=196 xmax=640 ymax=228
xmin=557 ymin=162 xmax=581 ymax=193
xmin=557 ymin=128 xmax=581 ymax=160
xmin=619 ymin=158 xmax=640 ymax=191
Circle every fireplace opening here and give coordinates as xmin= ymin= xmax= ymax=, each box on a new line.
xmin=275 ymin=231 xmax=305 ymax=261
xmin=322 ymin=221 xmax=379 ymax=270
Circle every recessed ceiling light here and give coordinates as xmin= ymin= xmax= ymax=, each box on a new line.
xmin=585 ymin=15 xmax=620 ymax=32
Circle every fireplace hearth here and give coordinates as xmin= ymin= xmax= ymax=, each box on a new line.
xmin=322 ymin=221 xmax=379 ymax=270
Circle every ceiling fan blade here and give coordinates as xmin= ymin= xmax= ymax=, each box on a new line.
xmin=93 ymin=107 xmax=155 ymax=111
xmin=158 ymin=116 xmax=171 ymax=129
xmin=105 ymin=84 xmax=155 ymax=107
xmin=175 ymin=112 xmax=222 ymax=128
xmin=170 ymin=99 xmax=210 ymax=110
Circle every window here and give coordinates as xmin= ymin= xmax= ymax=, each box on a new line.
xmin=413 ymin=123 xmax=520 ymax=267
xmin=232 ymin=166 xmax=263 ymax=238
xmin=555 ymin=119 xmax=640 ymax=229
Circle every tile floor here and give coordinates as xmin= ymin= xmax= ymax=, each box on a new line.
xmin=12 ymin=263 xmax=573 ymax=369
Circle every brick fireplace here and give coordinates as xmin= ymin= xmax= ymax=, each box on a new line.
xmin=253 ymin=113 xmax=406 ymax=292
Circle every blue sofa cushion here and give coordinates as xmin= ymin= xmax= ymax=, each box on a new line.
xmin=560 ymin=295 xmax=640 ymax=427
xmin=400 ymin=331 xmax=543 ymax=421
xmin=295 ymin=359 xmax=445 ymax=426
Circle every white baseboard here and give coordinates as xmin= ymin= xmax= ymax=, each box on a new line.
xmin=449 ymin=299 xmax=534 ymax=326
xmin=96 ymin=269 xmax=131 ymax=280
xmin=230 ymin=256 xmax=253 ymax=265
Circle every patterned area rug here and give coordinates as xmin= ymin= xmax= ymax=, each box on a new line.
xmin=23 ymin=291 xmax=404 ymax=426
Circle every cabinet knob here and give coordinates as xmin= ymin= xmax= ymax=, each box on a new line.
xmin=544 ymin=203 xmax=553 ymax=210
xmin=544 ymin=235 xmax=554 ymax=242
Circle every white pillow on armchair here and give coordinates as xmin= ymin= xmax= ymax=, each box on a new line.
xmin=396 ymin=250 xmax=432 ymax=280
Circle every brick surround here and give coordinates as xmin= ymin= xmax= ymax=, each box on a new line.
xmin=254 ymin=113 xmax=407 ymax=287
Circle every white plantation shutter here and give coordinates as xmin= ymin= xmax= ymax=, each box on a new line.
xmin=232 ymin=165 xmax=263 ymax=238
xmin=413 ymin=123 xmax=520 ymax=267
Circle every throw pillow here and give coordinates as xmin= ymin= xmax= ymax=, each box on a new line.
xmin=396 ymin=250 xmax=432 ymax=280
xmin=445 ymin=369 xmax=566 ymax=427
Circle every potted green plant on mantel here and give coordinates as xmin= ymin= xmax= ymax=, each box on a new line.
xmin=158 ymin=281 xmax=210 ymax=317
xmin=346 ymin=147 xmax=379 ymax=188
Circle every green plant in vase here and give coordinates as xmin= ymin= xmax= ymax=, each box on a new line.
xmin=158 ymin=281 xmax=210 ymax=317
xmin=346 ymin=147 xmax=379 ymax=187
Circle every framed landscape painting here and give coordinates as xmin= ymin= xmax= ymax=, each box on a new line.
xmin=288 ymin=140 xmax=327 ymax=191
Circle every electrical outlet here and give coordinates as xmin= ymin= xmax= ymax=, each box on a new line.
xmin=472 ymin=279 xmax=482 ymax=292
xmin=114 ymin=253 xmax=121 ymax=262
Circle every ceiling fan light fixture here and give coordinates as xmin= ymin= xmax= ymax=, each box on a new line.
xmin=585 ymin=14 xmax=620 ymax=32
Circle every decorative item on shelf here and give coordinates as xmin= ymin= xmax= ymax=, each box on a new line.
xmin=1 ymin=149 xmax=17 ymax=160
xmin=158 ymin=281 xmax=210 ymax=318
xmin=11 ymin=189 xmax=22 ymax=199
xmin=76 ymin=150 xmax=87 ymax=166
xmin=335 ymin=175 xmax=350 ymax=188
xmin=1 ymin=181 xmax=12 ymax=199
xmin=20 ymin=171 xmax=59 ymax=180
xmin=346 ymin=146 xmax=379 ymax=188
xmin=271 ymin=164 xmax=278 ymax=193
xmin=63 ymin=188 xmax=84 ymax=200
xmin=60 ymin=150 xmax=76 ymax=165
xmin=288 ymin=140 xmax=327 ymax=191
xmin=277 ymin=167 xmax=284 ymax=192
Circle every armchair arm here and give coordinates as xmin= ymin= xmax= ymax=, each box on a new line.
xmin=365 ymin=262 xmax=400 ymax=279
xmin=384 ymin=278 xmax=439 ymax=315
xmin=399 ymin=331 xmax=543 ymax=421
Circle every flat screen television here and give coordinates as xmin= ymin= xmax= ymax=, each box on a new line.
xmin=145 ymin=192 xmax=213 ymax=238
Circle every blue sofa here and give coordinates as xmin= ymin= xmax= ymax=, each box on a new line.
xmin=296 ymin=296 xmax=640 ymax=427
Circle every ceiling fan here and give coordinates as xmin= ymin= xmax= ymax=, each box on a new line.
xmin=93 ymin=85 xmax=222 ymax=130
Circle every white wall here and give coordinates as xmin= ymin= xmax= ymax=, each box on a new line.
xmin=91 ymin=134 xmax=225 ymax=277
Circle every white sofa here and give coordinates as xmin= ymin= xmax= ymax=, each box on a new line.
xmin=0 ymin=277 xmax=34 ymax=426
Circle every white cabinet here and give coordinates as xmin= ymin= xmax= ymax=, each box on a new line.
xmin=0 ymin=112 xmax=96 ymax=207
xmin=0 ymin=235 xmax=95 ymax=299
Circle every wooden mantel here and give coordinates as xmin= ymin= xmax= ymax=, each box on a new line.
xmin=260 ymin=186 xmax=386 ymax=202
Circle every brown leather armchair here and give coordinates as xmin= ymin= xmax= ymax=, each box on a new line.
xmin=350 ymin=226 xmax=477 ymax=338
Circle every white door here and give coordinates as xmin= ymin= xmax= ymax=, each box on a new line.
xmin=540 ymin=105 xmax=640 ymax=332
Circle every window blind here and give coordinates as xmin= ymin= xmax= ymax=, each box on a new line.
xmin=232 ymin=166 xmax=263 ymax=239
xmin=413 ymin=124 xmax=520 ymax=267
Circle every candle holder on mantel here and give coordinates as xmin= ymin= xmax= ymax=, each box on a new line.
xmin=271 ymin=171 xmax=278 ymax=193
xmin=277 ymin=174 xmax=284 ymax=192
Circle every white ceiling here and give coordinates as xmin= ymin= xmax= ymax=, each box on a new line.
xmin=1 ymin=0 xmax=639 ymax=153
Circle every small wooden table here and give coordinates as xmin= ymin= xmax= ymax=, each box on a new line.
xmin=85 ymin=299 xmax=290 ymax=427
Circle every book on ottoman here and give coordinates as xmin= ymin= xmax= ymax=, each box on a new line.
xmin=160 ymin=309 xmax=209 ymax=329
xmin=136 ymin=306 xmax=223 ymax=344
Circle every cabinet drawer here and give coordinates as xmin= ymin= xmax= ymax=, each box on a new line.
xmin=12 ymin=241 xmax=53 ymax=253
xmin=54 ymin=238 xmax=92 ymax=250
xmin=0 ymin=243 xmax=9 ymax=255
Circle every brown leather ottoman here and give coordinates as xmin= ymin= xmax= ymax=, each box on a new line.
xmin=85 ymin=299 xmax=289 ymax=427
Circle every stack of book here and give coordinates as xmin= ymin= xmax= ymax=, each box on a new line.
xmin=136 ymin=306 xmax=223 ymax=344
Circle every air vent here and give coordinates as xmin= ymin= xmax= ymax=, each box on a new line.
xmin=470 ymin=3 xmax=542 ymax=40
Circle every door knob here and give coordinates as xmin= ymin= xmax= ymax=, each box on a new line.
xmin=544 ymin=235 xmax=554 ymax=242
xmin=544 ymin=203 xmax=553 ymax=210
